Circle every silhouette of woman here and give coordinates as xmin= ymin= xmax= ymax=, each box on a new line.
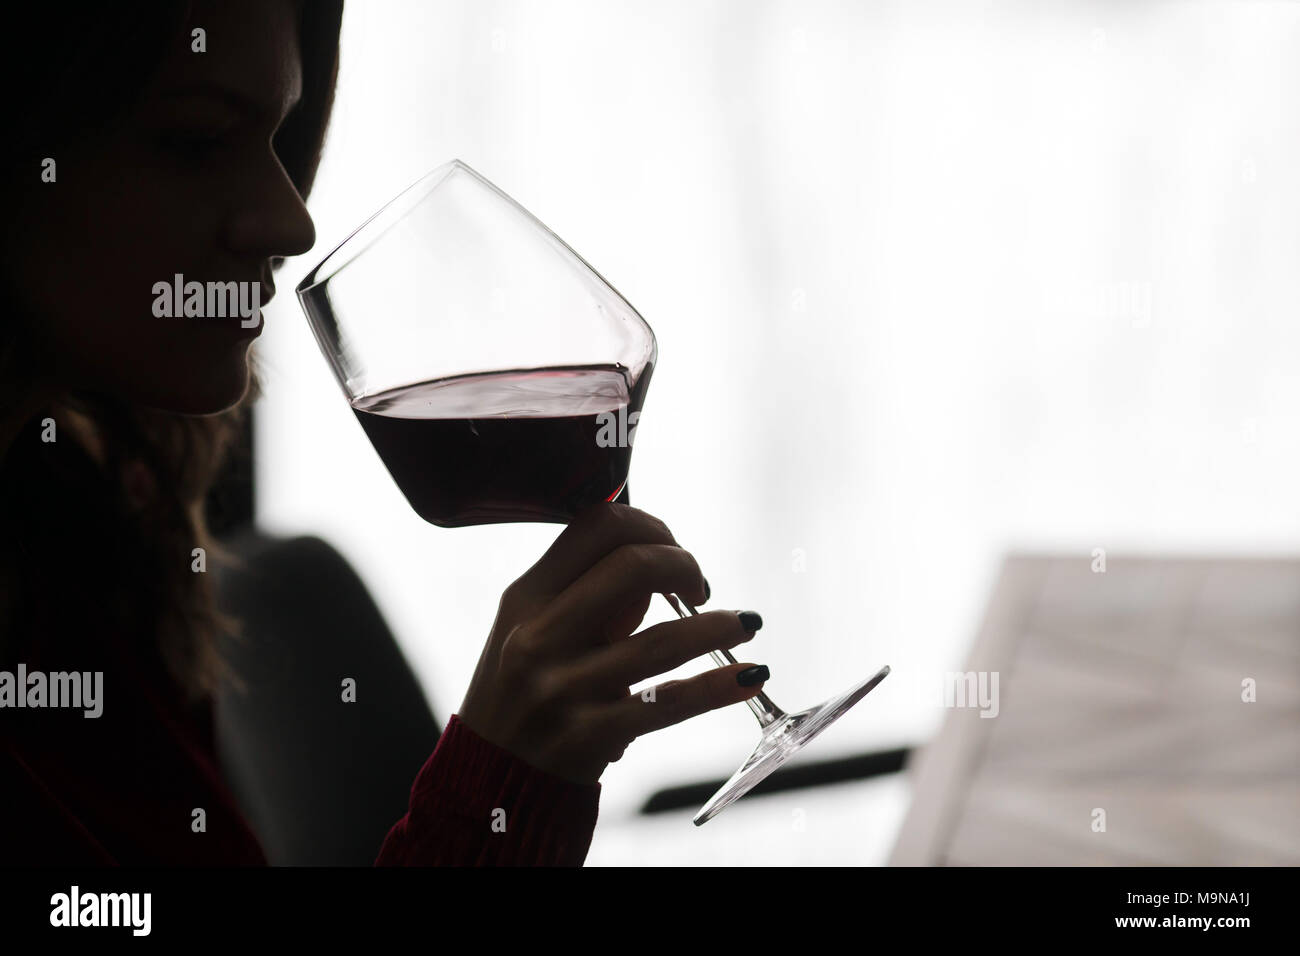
xmin=0 ymin=0 xmax=765 ymax=865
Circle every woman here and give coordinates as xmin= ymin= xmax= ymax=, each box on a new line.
xmin=0 ymin=0 xmax=767 ymax=865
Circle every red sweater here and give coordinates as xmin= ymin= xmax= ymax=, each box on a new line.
xmin=1 ymin=623 xmax=601 ymax=866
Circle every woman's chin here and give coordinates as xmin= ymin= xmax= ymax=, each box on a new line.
xmin=123 ymin=350 xmax=255 ymax=416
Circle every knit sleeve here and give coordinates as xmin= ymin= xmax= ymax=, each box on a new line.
xmin=374 ymin=714 xmax=601 ymax=866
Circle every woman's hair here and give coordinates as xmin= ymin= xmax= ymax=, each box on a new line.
xmin=0 ymin=2 xmax=344 ymax=701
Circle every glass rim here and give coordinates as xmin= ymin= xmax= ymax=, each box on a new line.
xmin=294 ymin=156 xmax=659 ymax=395
xmin=294 ymin=157 xmax=640 ymax=308
xmin=296 ymin=157 xmax=465 ymax=299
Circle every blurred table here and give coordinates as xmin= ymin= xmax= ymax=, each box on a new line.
xmin=890 ymin=554 xmax=1300 ymax=865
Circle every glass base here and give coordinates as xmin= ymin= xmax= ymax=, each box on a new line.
xmin=694 ymin=664 xmax=891 ymax=825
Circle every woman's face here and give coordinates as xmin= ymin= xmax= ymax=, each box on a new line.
xmin=12 ymin=0 xmax=316 ymax=415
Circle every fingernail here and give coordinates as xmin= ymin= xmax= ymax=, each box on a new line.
xmin=703 ymin=577 xmax=711 ymax=602
xmin=736 ymin=665 xmax=769 ymax=686
xmin=738 ymin=611 xmax=762 ymax=634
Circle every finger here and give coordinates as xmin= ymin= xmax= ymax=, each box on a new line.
xmin=574 ymin=610 xmax=759 ymax=694
xmin=603 ymin=593 xmax=653 ymax=644
xmin=534 ymin=543 xmax=709 ymax=651
xmin=603 ymin=661 xmax=770 ymax=742
xmin=518 ymin=502 xmax=680 ymax=597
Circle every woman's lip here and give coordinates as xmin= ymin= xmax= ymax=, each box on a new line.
xmin=199 ymin=313 xmax=264 ymax=337
xmin=232 ymin=314 xmax=264 ymax=337
xmin=164 ymin=275 xmax=271 ymax=334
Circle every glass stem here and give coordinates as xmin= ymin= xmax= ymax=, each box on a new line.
xmin=659 ymin=592 xmax=786 ymax=728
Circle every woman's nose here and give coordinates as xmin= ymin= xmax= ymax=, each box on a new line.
xmin=222 ymin=152 xmax=317 ymax=262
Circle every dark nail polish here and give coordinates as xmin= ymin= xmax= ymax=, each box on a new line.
xmin=736 ymin=665 xmax=769 ymax=687
xmin=703 ymin=577 xmax=711 ymax=602
xmin=738 ymin=611 xmax=762 ymax=633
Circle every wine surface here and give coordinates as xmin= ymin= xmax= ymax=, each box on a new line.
xmin=351 ymin=364 xmax=649 ymax=527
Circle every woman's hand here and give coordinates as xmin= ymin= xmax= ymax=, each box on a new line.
xmin=457 ymin=502 xmax=766 ymax=785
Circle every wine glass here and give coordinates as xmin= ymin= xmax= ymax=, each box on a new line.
xmin=296 ymin=159 xmax=890 ymax=825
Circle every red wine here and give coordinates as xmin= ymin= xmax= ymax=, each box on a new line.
xmin=351 ymin=364 xmax=651 ymax=527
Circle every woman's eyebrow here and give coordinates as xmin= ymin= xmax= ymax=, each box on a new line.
xmin=158 ymin=83 xmax=302 ymax=123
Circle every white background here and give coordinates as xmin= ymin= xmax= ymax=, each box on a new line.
xmin=255 ymin=0 xmax=1300 ymax=864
